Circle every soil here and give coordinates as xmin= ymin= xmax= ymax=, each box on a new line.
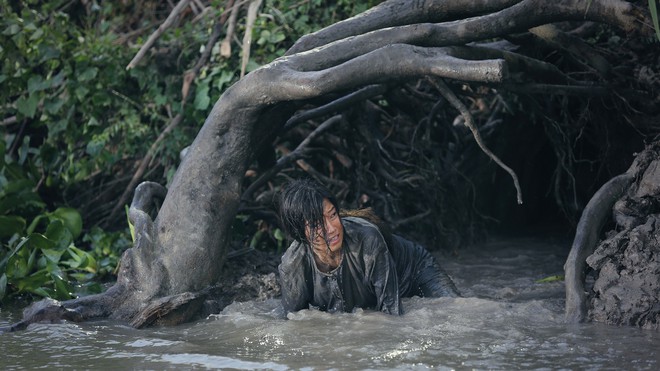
xmin=586 ymin=143 xmax=660 ymax=330
xmin=201 ymin=249 xmax=281 ymax=316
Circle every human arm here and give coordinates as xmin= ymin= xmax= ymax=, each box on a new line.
xmin=278 ymin=243 xmax=312 ymax=313
xmin=364 ymin=231 xmax=402 ymax=315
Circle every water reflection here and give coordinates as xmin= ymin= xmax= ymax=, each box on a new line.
xmin=1 ymin=238 xmax=658 ymax=370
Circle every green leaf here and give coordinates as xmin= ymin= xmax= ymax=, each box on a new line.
xmin=535 ymin=275 xmax=564 ymax=283
xmin=50 ymin=70 xmax=66 ymax=87
xmin=125 ymin=205 xmax=135 ymax=242
xmin=27 ymin=73 xmax=58 ymax=93
xmin=27 ymin=214 xmax=47 ymax=234
xmin=85 ymin=135 xmax=106 ymax=157
xmin=51 ymin=273 xmax=73 ymax=300
xmin=0 ymin=215 xmax=26 ymax=239
xmin=44 ymin=96 xmax=65 ymax=114
xmin=3 ymin=24 xmax=20 ymax=36
xmin=249 ymin=230 xmax=264 ymax=249
xmin=32 ymin=287 xmax=51 ymax=298
xmin=27 ymin=233 xmax=57 ymax=250
xmin=14 ymin=270 xmax=49 ymax=294
xmin=154 ymin=94 xmax=167 ymax=106
xmin=16 ymin=94 xmax=39 ymax=118
xmin=0 ymin=273 xmax=7 ymax=300
xmin=194 ymin=84 xmax=211 ymax=110
xmin=273 ymin=228 xmax=285 ymax=241
xmin=50 ymin=207 xmax=83 ymax=239
xmin=650 ymin=0 xmax=660 ymax=42
xmin=215 ymin=70 xmax=235 ymax=91
xmin=66 ymin=246 xmax=97 ymax=273
xmin=41 ymin=248 xmax=65 ymax=263
xmin=78 ymin=67 xmax=98 ymax=82
xmin=26 ymin=246 xmax=38 ymax=273
xmin=38 ymin=45 xmax=61 ymax=63
xmin=0 ymin=140 xmax=5 ymax=166
xmin=75 ymin=85 xmax=89 ymax=100
xmin=6 ymin=253 xmax=30 ymax=279
xmin=48 ymin=119 xmax=68 ymax=137
xmin=0 ymin=184 xmax=45 ymax=215
xmin=44 ymin=219 xmax=73 ymax=250
xmin=28 ymin=75 xmax=46 ymax=93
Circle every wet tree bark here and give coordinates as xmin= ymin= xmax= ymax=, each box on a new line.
xmin=1 ymin=0 xmax=654 ymax=332
xmin=564 ymin=173 xmax=634 ymax=323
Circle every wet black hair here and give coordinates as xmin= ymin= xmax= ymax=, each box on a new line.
xmin=278 ymin=178 xmax=340 ymax=245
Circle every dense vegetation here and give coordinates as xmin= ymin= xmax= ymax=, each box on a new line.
xmin=0 ymin=0 xmax=380 ymax=301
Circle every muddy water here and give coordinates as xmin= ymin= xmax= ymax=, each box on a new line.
xmin=1 ymin=238 xmax=658 ymax=369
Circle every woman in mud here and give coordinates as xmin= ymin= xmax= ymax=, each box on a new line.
xmin=278 ymin=178 xmax=459 ymax=315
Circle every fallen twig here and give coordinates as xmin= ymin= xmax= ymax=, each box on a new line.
xmin=430 ymin=77 xmax=523 ymax=204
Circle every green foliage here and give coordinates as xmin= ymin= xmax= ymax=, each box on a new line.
xmin=0 ymin=0 xmax=383 ymax=301
xmin=535 ymin=275 xmax=565 ymax=283
xmin=650 ymin=0 xmax=660 ymax=41
xmin=251 ymin=0 xmax=382 ymax=60
xmin=0 ymin=150 xmax=130 ymax=300
xmin=192 ymin=0 xmax=384 ymax=128
xmin=0 ymin=2 xmax=149 ymax=301
xmin=1 ymin=1 xmax=197 ymax=198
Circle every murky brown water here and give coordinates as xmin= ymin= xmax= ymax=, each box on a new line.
xmin=1 ymin=237 xmax=658 ymax=369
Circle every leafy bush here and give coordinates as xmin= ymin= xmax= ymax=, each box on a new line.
xmin=1 ymin=0 xmax=383 ymax=301
xmin=1 ymin=138 xmax=130 ymax=300
xmin=0 ymin=2 xmax=174 ymax=301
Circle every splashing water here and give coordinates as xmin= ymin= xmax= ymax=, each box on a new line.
xmin=1 ymin=238 xmax=658 ymax=369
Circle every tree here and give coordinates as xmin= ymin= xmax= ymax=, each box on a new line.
xmin=2 ymin=0 xmax=656 ymax=331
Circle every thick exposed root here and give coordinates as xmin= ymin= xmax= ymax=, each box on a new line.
xmin=565 ymin=142 xmax=660 ymax=327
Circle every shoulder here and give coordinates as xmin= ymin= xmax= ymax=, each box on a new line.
xmin=279 ymin=240 xmax=309 ymax=272
xmin=343 ymin=216 xmax=380 ymax=235
xmin=343 ymin=217 xmax=387 ymax=252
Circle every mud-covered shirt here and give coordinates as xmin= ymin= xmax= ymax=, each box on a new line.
xmin=278 ymin=217 xmax=458 ymax=315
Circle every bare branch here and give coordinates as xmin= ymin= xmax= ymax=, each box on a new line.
xmin=126 ymin=0 xmax=192 ymax=70
xmin=1 ymin=115 xmax=17 ymax=126
xmin=254 ymin=45 xmax=506 ymax=105
xmin=287 ymin=0 xmax=522 ymax=55
xmin=391 ymin=210 xmax=432 ymax=229
xmin=240 ymin=0 xmax=263 ymax=78
xmin=284 ymin=84 xmax=388 ymax=130
xmin=286 ymin=0 xmax=646 ymax=72
xmin=241 ymin=115 xmax=344 ymax=201
xmin=529 ymin=24 xmax=612 ymax=76
xmin=431 ymin=78 xmax=524 ymax=204
xmin=500 ymin=83 xmax=617 ymax=96
xmin=444 ymin=45 xmax=580 ymax=85
xmin=221 ymin=0 xmax=243 ymax=57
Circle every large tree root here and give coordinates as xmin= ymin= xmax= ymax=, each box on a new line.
xmin=1 ymin=182 xmax=207 ymax=333
xmin=564 ymin=142 xmax=660 ymax=324
xmin=564 ymin=173 xmax=633 ymax=323
xmin=584 ymin=143 xmax=660 ymax=329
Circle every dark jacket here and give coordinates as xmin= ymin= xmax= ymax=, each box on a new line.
xmin=278 ymin=217 xmax=458 ymax=315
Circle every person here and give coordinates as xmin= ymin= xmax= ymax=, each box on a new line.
xmin=277 ymin=178 xmax=459 ymax=315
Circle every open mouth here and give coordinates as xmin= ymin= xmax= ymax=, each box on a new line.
xmin=326 ymin=235 xmax=340 ymax=247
